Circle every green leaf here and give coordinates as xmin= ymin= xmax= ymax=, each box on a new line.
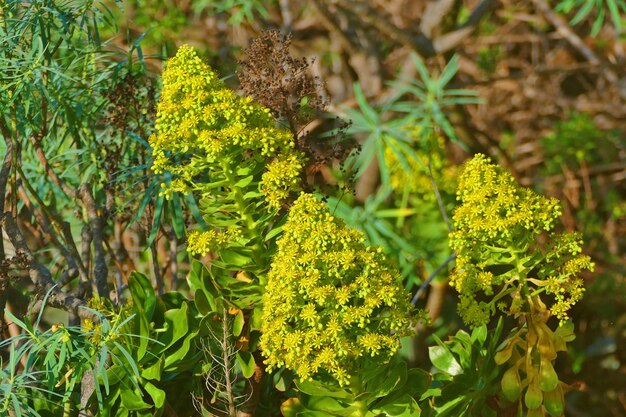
xmin=11 ymin=393 xmax=23 ymax=417
xmin=98 ymin=344 xmax=110 ymax=394
xmin=570 ymin=0 xmax=595 ymax=25
xmin=274 ymin=369 xmax=294 ymax=392
xmin=112 ymin=341 xmax=141 ymax=381
xmin=439 ymin=55 xmax=459 ymax=88
xmin=128 ymin=272 xmax=155 ymax=360
xmin=233 ymin=310 xmax=244 ymax=337
xmin=120 ymin=387 xmax=150 ymax=411
xmin=188 ymin=260 xmax=218 ymax=299
xmin=144 ymin=381 xmax=166 ymax=409
xmin=374 ymin=207 xmax=418 ymax=218
xmin=304 ymin=396 xmax=352 ymax=415
xmin=607 ymin=0 xmax=624 ymax=31
xmin=243 ymin=190 xmax=264 ymax=200
xmin=128 ymin=272 xmax=156 ymax=321
xmin=365 ymin=361 xmax=407 ymax=400
xmin=376 ymin=137 xmax=391 ymax=188
xmin=147 ymin=194 xmax=165 ymax=246
xmin=198 ymin=315 xmax=222 ymax=337
xmin=250 ymin=305 xmax=264 ymax=331
xmin=219 ymin=249 xmax=252 ymax=267
xmin=449 ymin=331 xmax=473 ymax=368
xmin=235 ymin=175 xmax=254 ymax=188
xmin=141 ymin=356 xmax=164 ymax=381
xmin=184 ymin=193 xmax=207 ymax=228
xmin=170 ymin=193 xmax=184 ymax=239
xmin=373 ymin=394 xmax=421 ymax=417
xmin=433 ymin=395 xmax=467 ymax=416
xmin=4 ymin=309 xmax=33 ymax=337
xmin=163 ymin=330 xmax=198 ymax=371
xmin=353 ymin=134 xmax=377 ymax=178
xmin=296 ymin=379 xmax=351 ymax=399
xmin=236 ymin=351 xmax=256 ymax=378
xmin=194 ymin=289 xmax=214 ymax=316
xmin=264 ymin=224 xmax=284 ymax=242
xmin=471 ymin=324 xmax=488 ymax=345
xmin=406 ymin=368 xmax=432 ymax=398
xmin=35 ymin=286 xmax=55 ymax=328
xmin=160 ymin=303 xmax=189 ymax=352
xmin=353 ymin=83 xmax=380 ymax=128
xmin=102 ymin=365 xmax=126 ymax=386
xmin=186 ymin=260 xmax=204 ymax=293
xmin=429 ymin=344 xmax=462 ymax=376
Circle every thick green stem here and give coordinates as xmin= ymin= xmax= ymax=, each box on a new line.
xmin=221 ymin=160 xmax=256 ymax=231
xmin=490 ymin=285 xmax=515 ymax=306
xmin=349 ymin=376 xmax=368 ymax=417
xmin=509 ymin=251 xmax=527 ymax=285
xmin=221 ymin=160 xmax=265 ymax=268
xmin=530 ymin=287 xmax=546 ymax=297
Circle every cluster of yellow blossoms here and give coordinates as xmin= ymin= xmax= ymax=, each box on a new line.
xmin=449 ymin=154 xmax=593 ymax=327
xmin=186 ymin=229 xmax=243 ymax=256
xmin=260 ymin=194 xmax=414 ymax=386
xmin=150 ymin=45 xmax=305 ymax=212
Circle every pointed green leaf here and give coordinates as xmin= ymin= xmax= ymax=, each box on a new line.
xmin=147 ymin=194 xmax=165 ymax=247
xmin=236 ymin=351 xmax=256 ymax=378
xmin=296 ymin=379 xmax=350 ymax=399
xmin=353 ymin=83 xmax=379 ymax=127
xmin=194 ymin=289 xmax=214 ymax=316
xmin=160 ymin=303 xmax=189 ymax=351
xmin=144 ymin=381 xmax=166 ymax=409
xmin=120 ymin=387 xmax=150 ymax=411
xmin=429 ymin=344 xmax=462 ymax=376
xmin=233 ymin=310 xmax=244 ymax=337
xmin=141 ymin=356 xmax=164 ymax=381
xmin=128 ymin=272 xmax=156 ymax=321
xmin=373 ymin=394 xmax=420 ymax=417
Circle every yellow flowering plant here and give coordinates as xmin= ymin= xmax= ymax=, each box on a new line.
xmin=448 ymin=154 xmax=593 ymax=415
xmin=449 ymin=154 xmax=592 ymax=326
xmin=148 ymin=45 xmax=592 ymax=417
xmin=151 ymin=45 xmax=306 ymax=282
xmin=261 ymin=194 xmax=415 ymax=385
xmin=150 ymin=45 xmax=313 ymax=414
xmin=262 ymin=193 xmax=427 ymax=416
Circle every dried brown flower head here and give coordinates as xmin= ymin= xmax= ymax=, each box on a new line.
xmin=237 ymin=30 xmax=355 ymax=175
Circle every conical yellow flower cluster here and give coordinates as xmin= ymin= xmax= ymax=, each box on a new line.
xmin=260 ymin=193 xmax=414 ymax=386
xmin=150 ymin=45 xmax=305 ymax=211
xmin=449 ymin=154 xmax=592 ymax=326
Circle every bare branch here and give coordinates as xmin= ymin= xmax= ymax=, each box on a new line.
xmin=17 ymin=186 xmax=81 ymax=288
xmin=1 ymin=214 xmax=95 ymax=321
xmin=333 ymin=0 xmax=436 ymax=57
xmin=29 ymin=134 xmax=79 ymax=199
xmin=431 ymin=0 xmax=496 ymax=54
xmin=16 ymin=164 xmax=89 ymax=282
xmin=329 ymin=0 xmax=495 ymax=57
xmin=79 ymin=184 xmax=108 ymax=298
xmin=0 ymin=118 xmax=15 ymax=315
xmin=530 ymin=0 xmax=599 ymax=65
xmin=420 ymin=0 xmax=458 ymax=38
xmin=150 ymin=241 xmax=164 ymax=295
xmin=411 ymin=253 xmax=456 ymax=305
